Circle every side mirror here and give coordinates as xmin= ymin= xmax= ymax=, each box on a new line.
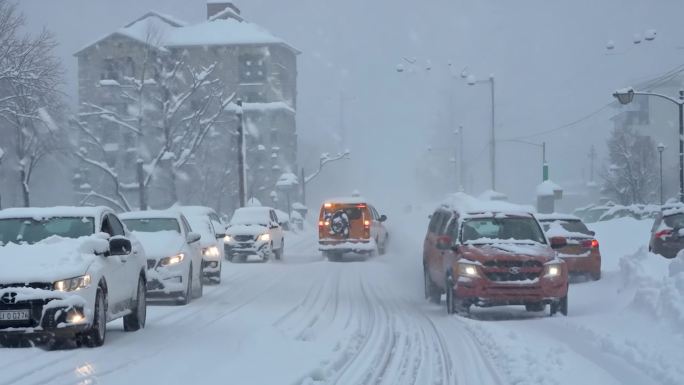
xmin=379 ymin=214 xmax=387 ymax=222
xmin=215 ymin=232 xmax=226 ymax=239
xmin=436 ymin=235 xmax=453 ymax=250
xmin=550 ymin=236 xmax=568 ymax=250
xmin=589 ymin=230 xmax=596 ymax=237
xmin=187 ymin=232 xmax=201 ymax=244
xmin=109 ymin=237 xmax=132 ymax=256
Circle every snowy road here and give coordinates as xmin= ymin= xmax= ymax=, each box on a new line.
xmin=1 ymin=215 xmax=683 ymax=385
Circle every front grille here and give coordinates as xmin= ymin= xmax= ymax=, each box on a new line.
xmin=482 ymin=260 xmax=543 ymax=282
xmin=0 ymin=299 xmax=51 ymax=329
xmin=147 ymin=259 xmax=157 ymax=269
xmin=234 ymin=235 xmax=255 ymax=242
xmin=0 ymin=282 xmax=52 ymax=291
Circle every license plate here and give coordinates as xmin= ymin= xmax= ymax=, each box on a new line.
xmin=0 ymin=309 xmax=30 ymax=321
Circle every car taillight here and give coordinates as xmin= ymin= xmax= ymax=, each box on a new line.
xmin=318 ymin=221 xmax=324 ymax=228
xmin=582 ymin=239 xmax=599 ymax=248
xmin=656 ymin=229 xmax=673 ymax=239
xmin=364 ymin=220 xmax=370 ymax=228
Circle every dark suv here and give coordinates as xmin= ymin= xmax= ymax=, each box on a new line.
xmin=650 ymin=205 xmax=684 ymax=258
xmin=423 ymin=206 xmax=569 ymax=316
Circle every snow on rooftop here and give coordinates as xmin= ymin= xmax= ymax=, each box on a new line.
xmin=276 ymin=172 xmax=299 ymax=187
xmin=165 ymin=18 xmax=283 ymax=47
xmin=536 ymin=180 xmax=562 ymax=196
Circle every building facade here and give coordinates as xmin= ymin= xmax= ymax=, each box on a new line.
xmin=74 ymin=2 xmax=299 ymax=214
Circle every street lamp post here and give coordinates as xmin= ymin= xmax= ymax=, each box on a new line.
xmin=658 ymin=143 xmax=666 ymax=205
xmin=236 ymin=99 xmax=246 ymax=208
xmin=466 ymin=74 xmax=496 ymax=190
xmin=0 ymin=147 xmax=4 ymax=209
xmin=612 ymin=88 xmax=684 ymax=203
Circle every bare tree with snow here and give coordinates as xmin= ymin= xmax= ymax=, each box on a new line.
xmin=601 ymin=126 xmax=658 ymax=205
xmin=0 ymin=0 xmax=66 ymax=207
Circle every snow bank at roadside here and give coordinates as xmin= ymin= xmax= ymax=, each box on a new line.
xmin=619 ymin=248 xmax=684 ymax=330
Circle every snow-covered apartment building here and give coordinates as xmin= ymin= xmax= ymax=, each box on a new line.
xmin=73 ymin=2 xmax=299 ymax=213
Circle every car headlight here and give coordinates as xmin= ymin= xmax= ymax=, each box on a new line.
xmin=54 ymin=275 xmax=91 ymax=292
xmin=203 ymin=246 xmax=220 ymax=258
xmin=456 ymin=262 xmax=480 ymax=277
xmin=258 ymin=233 xmax=271 ymax=242
xmin=544 ymin=263 xmax=562 ymax=277
xmin=223 ymin=235 xmax=233 ymax=243
xmin=159 ymin=253 xmax=184 ymax=267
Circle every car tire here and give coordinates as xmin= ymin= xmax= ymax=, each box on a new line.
xmin=559 ymin=294 xmax=568 ymax=316
xmin=525 ymin=302 xmax=545 ymax=312
xmin=177 ymin=267 xmax=193 ymax=306
xmin=590 ymin=271 xmax=601 ymax=281
xmin=123 ymin=276 xmax=146 ymax=332
xmin=82 ymin=288 xmax=106 ymax=348
xmin=194 ymin=268 xmax=204 ymax=299
xmin=424 ymin=268 xmax=441 ymax=304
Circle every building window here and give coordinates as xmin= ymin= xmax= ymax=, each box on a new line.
xmin=239 ymin=54 xmax=266 ymax=83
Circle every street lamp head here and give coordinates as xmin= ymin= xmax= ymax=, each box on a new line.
xmin=396 ymin=64 xmax=405 ymax=73
xmin=613 ymin=87 xmax=635 ymax=105
xmin=466 ymin=74 xmax=477 ymax=86
xmin=657 ymin=143 xmax=666 ymax=152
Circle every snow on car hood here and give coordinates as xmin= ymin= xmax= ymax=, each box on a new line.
xmin=131 ymin=230 xmax=184 ymax=259
xmin=0 ymin=234 xmax=109 ymax=283
xmin=462 ymin=241 xmax=554 ymax=263
xmin=226 ymin=224 xmax=268 ymax=236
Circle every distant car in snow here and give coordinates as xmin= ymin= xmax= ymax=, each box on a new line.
xmin=317 ymin=197 xmax=389 ymax=261
xmin=649 ymin=204 xmax=684 ymax=258
xmin=537 ymin=213 xmax=602 ymax=280
xmin=224 ymin=206 xmax=285 ymax=262
xmin=423 ymin=206 xmax=569 ymax=316
xmin=0 ymin=206 xmax=147 ymax=348
xmin=121 ymin=210 xmax=205 ymax=303
xmin=179 ymin=209 xmax=225 ymax=283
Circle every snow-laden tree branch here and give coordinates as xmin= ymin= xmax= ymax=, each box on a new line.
xmin=305 ymin=150 xmax=351 ymax=184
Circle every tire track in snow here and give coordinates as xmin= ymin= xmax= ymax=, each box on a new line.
xmin=17 ymin=267 xmax=292 ymax=385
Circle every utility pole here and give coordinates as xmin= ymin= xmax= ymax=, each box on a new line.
xmin=236 ymin=99 xmax=246 ymax=208
xmin=490 ymin=76 xmax=496 ymax=191
xmin=136 ymin=160 xmax=147 ymax=210
xmin=300 ymin=167 xmax=306 ymax=205
xmin=588 ymin=145 xmax=597 ymax=183
xmin=542 ymin=142 xmax=548 ymax=181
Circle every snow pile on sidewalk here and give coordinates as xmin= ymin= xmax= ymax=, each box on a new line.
xmin=619 ymin=248 xmax=684 ymax=330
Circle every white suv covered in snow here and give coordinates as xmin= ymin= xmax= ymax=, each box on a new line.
xmin=224 ymin=207 xmax=285 ymax=262
xmin=121 ymin=210 xmax=205 ymax=303
xmin=0 ymin=207 xmax=147 ymax=348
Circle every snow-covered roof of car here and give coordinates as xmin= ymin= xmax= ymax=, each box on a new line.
xmin=440 ymin=192 xmax=535 ymax=218
xmin=535 ymin=213 xmax=582 ymax=222
xmin=177 ymin=206 xmax=218 ymax=215
xmin=0 ymin=206 xmax=111 ymax=220
xmin=324 ymin=197 xmax=369 ymax=205
xmin=119 ymin=210 xmax=182 ymax=220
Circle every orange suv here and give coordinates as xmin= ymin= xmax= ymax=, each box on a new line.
xmin=423 ymin=206 xmax=569 ymax=316
xmin=318 ymin=197 xmax=389 ymax=261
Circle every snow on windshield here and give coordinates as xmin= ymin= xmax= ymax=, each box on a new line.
xmin=461 ymin=217 xmax=546 ymax=245
xmin=122 ymin=218 xmax=180 ymax=234
xmin=0 ymin=217 xmax=95 ymax=245
xmin=230 ymin=208 xmax=270 ymax=226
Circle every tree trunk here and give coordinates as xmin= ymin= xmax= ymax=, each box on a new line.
xmin=20 ymin=168 xmax=30 ymax=207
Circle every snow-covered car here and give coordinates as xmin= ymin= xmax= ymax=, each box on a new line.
xmin=0 ymin=207 xmax=147 ymax=348
xmin=423 ymin=206 xmax=569 ymax=316
xmin=224 ymin=206 xmax=285 ymax=262
xmin=649 ymin=204 xmax=684 ymax=258
xmin=181 ymin=211 xmax=224 ymax=284
xmin=120 ymin=210 xmax=204 ymax=303
xmin=176 ymin=205 xmax=226 ymax=237
xmin=537 ymin=213 xmax=602 ymax=280
xmin=318 ymin=197 xmax=389 ymax=261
